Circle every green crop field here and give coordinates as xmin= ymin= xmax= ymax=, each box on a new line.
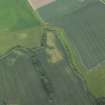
xmin=0 ymin=0 xmax=44 ymax=55
xmin=53 ymin=1 xmax=105 ymax=69
xmin=0 ymin=26 xmax=43 ymax=55
xmin=1 ymin=0 xmax=105 ymax=104
xmin=39 ymin=0 xmax=105 ymax=102
xmin=38 ymin=0 xmax=98 ymax=23
xmin=30 ymin=28 xmax=96 ymax=105
xmin=0 ymin=0 xmax=42 ymax=32
xmin=53 ymin=26 xmax=105 ymax=98
xmin=85 ymin=63 xmax=105 ymax=97
xmin=0 ymin=25 xmax=96 ymax=105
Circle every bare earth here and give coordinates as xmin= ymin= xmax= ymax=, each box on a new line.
xmin=28 ymin=0 xmax=56 ymax=10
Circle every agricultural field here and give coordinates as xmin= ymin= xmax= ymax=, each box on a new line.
xmin=0 ymin=26 xmax=43 ymax=55
xmin=48 ymin=0 xmax=105 ymax=98
xmin=1 ymin=0 xmax=105 ymax=104
xmin=38 ymin=0 xmax=98 ymax=23
xmin=0 ymin=26 xmax=96 ymax=105
xmin=0 ymin=0 xmax=42 ymax=32
xmin=43 ymin=0 xmax=105 ymax=69
xmin=38 ymin=0 xmax=105 ymax=99
xmin=0 ymin=0 xmax=44 ymax=55
xmin=55 ymin=25 xmax=105 ymax=98
xmin=85 ymin=64 xmax=105 ymax=97
xmin=0 ymin=48 xmax=50 ymax=105
xmin=33 ymin=39 xmax=95 ymax=105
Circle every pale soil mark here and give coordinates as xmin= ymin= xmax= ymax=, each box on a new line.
xmin=46 ymin=32 xmax=63 ymax=63
xmin=28 ymin=0 xmax=56 ymax=10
